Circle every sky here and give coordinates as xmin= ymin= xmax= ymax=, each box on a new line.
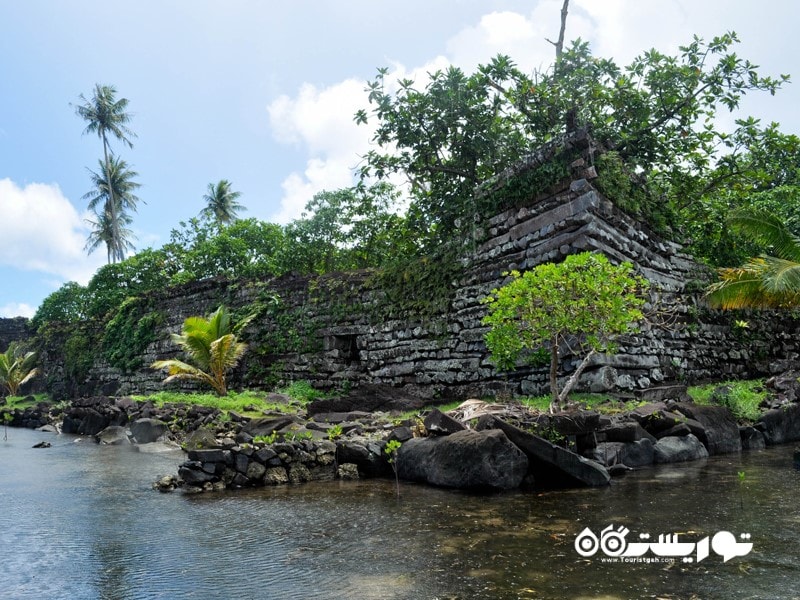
xmin=1 ymin=0 xmax=799 ymax=318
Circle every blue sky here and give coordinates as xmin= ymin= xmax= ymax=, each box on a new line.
xmin=1 ymin=0 xmax=799 ymax=318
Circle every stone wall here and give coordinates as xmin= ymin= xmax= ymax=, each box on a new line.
xmin=0 ymin=317 xmax=33 ymax=352
xmin=33 ymin=132 xmax=800 ymax=400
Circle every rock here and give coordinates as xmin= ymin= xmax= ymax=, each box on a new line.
xmin=307 ymin=384 xmax=427 ymax=415
xmin=479 ymin=416 xmax=610 ymax=487
xmin=423 ymin=408 xmax=466 ymax=436
xmin=129 ymin=418 xmax=170 ymax=444
xmin=188 ymin=448 xmax=227 ymax=463
xmin=264 ymin=467 xmax=289 ymax=485
xmin=310 ymin=411 xmax=372 ymax=424
xmin=396 ymin=429 xmax=528 ymax=491
xmin=637 ymin=385 xmax=691 ymax=403
xmin=600 ymin=421 xmax=656 ymax=444
xmin=386 ymin=426 xmax=413 ymax=443
xmin=591 ymin=439 xmax=654 ymax=468
xmin=135 ymin=442 xmax=182 ymax=454
xmin=655 ymin=423 xmax=692 ymax=439
xmin=183 ymin=428 xmax=220 ymax=451
xmin=242 ymin=416 xmax=300 ymax=438
xmin=246 ymin=461 xmax=267 ymax=482
xmin=757 ymin=403 xmax=800 ymax=445
xmin=95 ymin=425 xmax=130 ymax=445
xmin=153 ymin=474 xmax=180 ymax=492
xmin=35 ymin=424 xmax=58 ymax=433
xmin=740 ymin=426 xmax=766 ymax=451
xmin=673 ymin=403 xmax=742 ymax=455
xmin=336 ymin=440 xmax=389 ymax=477
xmin=653 ymin=434 xmax=709 ymax=463
xmin=178 ymin=461 xmax=217 ymax=485
xmin=337 ymin=463 xmax=360 ymax=480
xmin=32 ymin=441 xmax=51 ymax=448
xmin=288 ymin=464 xmax=312 ymax=484
xmin=794 ymin=448 xmax=800 ymax=470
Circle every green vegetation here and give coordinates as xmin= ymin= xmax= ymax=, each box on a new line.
xmin=151 ymin=305 xmax=252 ymax=396
xmin=2 ymin=394 xmax=48 ymax=410
xmin=279 ymin=380 xmax=327 ymax=405
xmin=74 ymin=83 xmax=138 ymax=263
xmin=0 ymin=343 xmax=39 ymax=397
xmin=482 ymin=252 xmax=648 ymax=410
xmin=706 ymin=209 xmax=800 ymax=309
xmin=688 ymin=379 xmax=766 ymax=422
xmin=201 ymin=179 xmax=245 ymax=225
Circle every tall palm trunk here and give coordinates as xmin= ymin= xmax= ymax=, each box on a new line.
xmin=101 ymin=133 xmax=120 ymax=263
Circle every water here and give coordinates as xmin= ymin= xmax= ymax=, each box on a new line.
xmin=1 ymin=427 xmax=799 ymax=599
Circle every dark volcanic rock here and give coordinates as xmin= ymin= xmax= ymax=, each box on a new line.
xmin=740 ymin=426 xmax=766 ymax=451
xmin=673 ymin=403 xmax=742 ymax=455
xmin=591 ymin=439 xmax=654 ymax=468
xmin=479 ymin=416 xmax=610 ymax=487
xmin=307 ymin=384 xmax=426 ymax=415
xmin=757 ymin=403 xmax=800 ymax=445
xmin=396 ymin=429 xmax=527 ymax=491
xmin=653 ymin=434 xmax=709 ymax=463
xmin=129 ymin=418 xmax=170 ymax=444
xmin=423 ymin=408 xmax=466 ymax=436
xmin=95 ymin=425 xmax=130 ymax=445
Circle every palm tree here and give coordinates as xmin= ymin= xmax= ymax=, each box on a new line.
xmin=85 ymin=204 xmax=136 ymax=264
xmin=82 ymin=156 xmax=141 ymax=262
xmin=200 ymin=180 xmax=245 ymax=224
xmin=706 ymin=209 xmax=800 ymax=308
xmin=151 ymin=306 xmax=252 ymax=396
xmin=74 ymin=84 xmax=136 ymax=258
xmin=0 ymin=343 xmax=39 ymax=397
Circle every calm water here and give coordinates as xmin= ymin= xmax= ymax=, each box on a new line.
xmin=1 ymin=426 xmax=799 ymax=600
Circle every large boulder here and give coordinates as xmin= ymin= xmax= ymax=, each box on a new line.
xmin=478 ymin=416 xmax=610 ymax=487
xmin=653 ymin=434 xmax=709 ymax=463
xmin=673 ymin=403 xmax=742 ymax=454
xmin=757 ymin=403 xmax=800 ymax=445
xmin=62 ymin=397 xmax=127 ymax=436
xmin=307 ymin=384 xmax=427 ymax=415
xmin=129 ymin=418 xmax=170 ymax=444
xmin=591 ymin=439 xmax=654 ymax=468
xmin=396 ymin=429 xmax=527 ymax=491
xmin=424 ymin=408 xmax=466 ymax=436
xmin=95 ymin=425 xmax=130 ymax=445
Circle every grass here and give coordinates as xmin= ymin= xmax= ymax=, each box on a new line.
xmin=2 ymin=393 xmax=50 ymax=410
xmin=688 ymin=379 xmax=766 ymax=422
xmin=130 ymin=380 xmax=330 ymax=418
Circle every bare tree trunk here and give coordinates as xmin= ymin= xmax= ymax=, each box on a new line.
xmin=549 ymin=336 xmax=559 ymax=413
xmin=547 ymin=0 xmax=570 ymax=62
xmin=557 ymin=349 xmax=598 ymax=407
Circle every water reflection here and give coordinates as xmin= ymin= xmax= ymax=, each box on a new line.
xmin=1 ymin=428 xmax=799 ymax=599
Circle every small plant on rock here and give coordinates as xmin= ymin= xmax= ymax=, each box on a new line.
xmin=384 ymin=439 xmax=402 ymax=498
xmin=327 ymin=424 xmax=343 ymax=441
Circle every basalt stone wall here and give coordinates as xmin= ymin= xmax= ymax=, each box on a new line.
xmin=0 ymin=317 xmax=33 ymax=352
xmin=33 ymin=137 xmax=800 ymax=400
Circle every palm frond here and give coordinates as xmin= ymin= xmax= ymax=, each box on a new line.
xmin=729 ymin=208 xmax=800 ymax=262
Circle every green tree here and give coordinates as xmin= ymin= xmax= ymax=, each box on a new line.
xmin=482 ymin=252 xmax=648 ymax=410
xmin=31 ymin=282 xmax=89 ymax=329
xmin=74 ymin=84 xmax=137 ymax=260
xmin=151 ymin=305 xmax=251 ymax=396
xmin=357 ymin=35 xmax=788 ymax=249
xmin=201 ymin=180 xmax=246 ymax=225
xmin=83 ymin=155 xmax=142 ymax=262
xmin=0 ymin=342 xmax=39 ymax=397
xmin=706 ymin=209 xmax=800 ymax=308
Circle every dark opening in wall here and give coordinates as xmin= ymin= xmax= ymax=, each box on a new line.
xmin=325 ymin=334 xmax=361 ymax=364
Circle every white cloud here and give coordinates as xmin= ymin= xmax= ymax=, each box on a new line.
xmin=0 ymin=302 xmax=36 ymax=319
xmin=267 ymin=79 xmax=375 ymax=223
xmin=0 ymin=178 xmax=103 ymax=283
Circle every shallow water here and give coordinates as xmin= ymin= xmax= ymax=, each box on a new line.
xmin=1 ymin=427 xmax=798 ymax=599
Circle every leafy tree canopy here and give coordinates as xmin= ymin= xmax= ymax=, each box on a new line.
xmin=482 ymin=252 xmax=648 ymax=409
xmin=356 ymin=34 xmax=790 ymax=257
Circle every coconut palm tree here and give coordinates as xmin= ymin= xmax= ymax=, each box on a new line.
xmin=74 ymin=84 xmax=136 ymax=258
xmin=706 ymin=209 xmax=800 ymax=308
xmin=82 ymin=156 xmax=141 ymax=262
xmin=0 ymin=343 xmax=39 ymax=397
xmin=200 ymin=180 xmax=246 ymax=224
xmin=85 ymin=204 xmax=136 ymax=264
xmin=151 ymin=306 xmax=252 ymax=396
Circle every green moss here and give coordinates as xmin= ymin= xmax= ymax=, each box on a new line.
xmin=131 ymin=389 xmax=304 ymax=418
xmin=103 ymin=297 xmax=166 ymax=372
